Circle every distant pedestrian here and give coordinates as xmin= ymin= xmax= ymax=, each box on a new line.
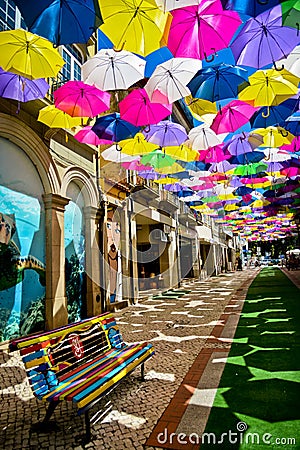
xmin=237 ymin=256 xmax=242 ymax=271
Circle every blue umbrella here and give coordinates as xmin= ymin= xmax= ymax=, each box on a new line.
xmin=231 ymin=151 xmax=265 ymax=165
xmin=251 ymin=99 xmax=300 ymax=129
xmin=187 ymin=63 xmax=249 ymax=102
xmin=13 ymin=0 xmax=103 ymax=46
xmin=178 ymin=161 xmax=209 ymax=172
xmin=92 ymin=113 xmax=140 ymax=142
xmin=221 ymin=0 xmax=281 ymax=18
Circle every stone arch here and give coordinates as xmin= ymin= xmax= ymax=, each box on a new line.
xmin=0 ymin=113 xmax=61 ymax=194
xmin=61 ymin=167 xmax=99 ymax=208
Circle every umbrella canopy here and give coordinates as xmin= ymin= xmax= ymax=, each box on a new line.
xmin=188 ymin=124 xmax=225 ymax=150
xmin=163 ymin=144 xmax=199 ymax=162
xmin=74 ymin=125 xmax=112 ymax=145
xmin=119 ymin=88 xmax=172 ymax=126
xmin=281 ymin=0 xmax=300 ymax=30
xmin=101 ymin=144 xmax=138 ymax=162
xmin=254 ymin=126 xmax=294 ymax=147
xmin=167 ymin=3 xmax=241 ymax=60
xmin=12 ymin=0 xmax=103 ymax=47
xmin=185 ymin=96 xmax=217 ymax=123
xmin=230 ymin=5 xmax=300 ymax=68
xmin=92 ymin=112 xmax=140 ymax=142
xmin=233 ymin=162 xmax=268 ymax=176
xmin=118 ymin=133 xmax=158 ymax=155
xmin=82 ymin=48 xmax=146 ymax=91
xmin=198 ymin=145 xmax=232 ymax=163
xmin=0 ymin=29 xmax=65 ymax=79
xmin=142 ymin=120 xmax=188 ymax=147
xmin=99 ymin=0 xmax=169 ymax=56
xmin=211 ymin=100 xmax=258 ymax=134
xmin=141 ymin=149 xmax=177 ymax=169
xmin=38 ymin=105 xmax=84 ymax=128
xmin=250 ymin=99 xmax=300 ymax=129
xmin=155 ymin=0 xmax=200 ymax=12
xmin=222 ymin=0 xmax=281 ymax=18
xmin=144 ymin=57 xmax=202 ymax=104
xmin=188 ymin=63 xmax=249 ymax=102
xmin=276 ymin=45 xmax=300 ymax=78
xmin=224 ymin=133 xmax=263 ymax=156
xmin=239 ymin=68 xmax=300 ymax=108
xmin=0 ymin=68 xmax=49 ymax=102
xmin=53 ymin=81 xmax=111 ymax=117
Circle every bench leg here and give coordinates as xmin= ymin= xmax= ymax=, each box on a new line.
xmin=141 ymin=363 xmax=145 ymax=382
xmin=84 ymin=411 xmax=91 ymax=444
xmin=31 ymin=401 xmax=60 ymax=433
xmin=43 ymin=401 xmax=59 ymax=423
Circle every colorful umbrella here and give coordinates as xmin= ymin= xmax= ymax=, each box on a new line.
xmin=119 ymin=133 xmax=158 ymax=155
xmin=210 ymin=100 xmax=258 ymax=134
xmin=141 ymin=149 xmax=177 ymax=169
xmin=163 ymin=144 xmax=199 ymax=162
xmin=91 ymin=113 xmax=140 ymax=142
xmin=144 ymin=57 xmax=202 ymax=104
xmin=142 ymin=120 xmax=188 ymax=147
xmin=82 ymin=49 xmax=146 ymax=91
xmin=254 ymin=126 xmax=294 ymax=147
xmin=234 ymin=162 xmax=268 ymax=176
xmin=12 ymin=0 xmax=103 ymax=46
xmin=167 ymin=3 xmax=241 ymax=60
xmin=53 ymin=81 xmax=111 ymax=117
xmin=250 ymin=99 xmax=300 ymax=129
xmin=281 ymin=0 xmax=300 ymax=31
xmin=0 ymin=29 xmax=65 ymax=79
xmin=101 ymin=145 xmax=138 ymax=162
xmin=230 ymin=5 xmax=300 ymax=68
xmin=223 ymin=133 xmax=263 ymax=157
xmin=221 ymin=0 xmax=281 ymax=18
xmin=119 ymin=88 xmax=172 ymax=127
xmin=188 ymin=124 xmax=225 ymax=150
xmin=121 ymin=160 xmax=153 ymax=171
xmin=0 ymin=68 xmax=49 ymax=103
xmin=198 ymin=145 xmax=232 ymax=163
xmin=155 ymin=0 xmax=200 ymax=13
xmin=185 ymin=96 xmax=217 ymax=123
xmin=99 ymin=0 xmax=169 ymax=56
xmin=239 ymin=69 xmax=300 ymax=110
xmin=38 ymin=105 xmax=84 ymax=128
xmin=276 ymin=45 xmax=300 ymax=78
xmin=74 ymin=126 xmax=113 ymax=145
xmin=188 ymin=63 xmax=249 ymax=102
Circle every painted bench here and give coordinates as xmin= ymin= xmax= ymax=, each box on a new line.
xmin=9 ymin=312 xmax=154 ymax=442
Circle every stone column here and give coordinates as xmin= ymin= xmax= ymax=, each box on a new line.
xmin=43 ymin=193 xmax=69 ymax=330
xmin=84 ymin=206 xmax=102 ymax=317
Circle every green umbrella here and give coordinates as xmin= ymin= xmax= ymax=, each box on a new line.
xmin=141 ymin=149 xmax=177 ymax=169
xmin=281 ymin=0 xmax=300 ymax=30
xmin=234 ymin=162 xmax=268 ymax=176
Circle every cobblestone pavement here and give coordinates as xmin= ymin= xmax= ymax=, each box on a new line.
xmin=0 ymin=269 xmax=259 ymax=450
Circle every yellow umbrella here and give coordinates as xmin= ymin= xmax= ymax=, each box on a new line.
xmin=38 ymin=105 xmax=84 ymax=128
xmin=0 ymin=29 xmax=65 ymax=79
xmin=99 ymin=0 xmax=169 ymax=56
xmin=185 ymin=96 xmax=217 ymax=124
xmin=155 ymin=162 xmax=185 ymax=174
xmin=154 ymin=177 xmax=179 ymax=184
xmin=119 ymin=133 xmax=158 ymax=155
xmin=254 ymin=126 xmax=294 ymax=147
xmin=239 ymin=68 xmax=300 ymax=112
xmin=163 ymin=144 xmax=199 ymax=162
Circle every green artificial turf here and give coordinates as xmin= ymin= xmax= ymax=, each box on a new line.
xmin=201 ymin=268 xmax=300 ymax=449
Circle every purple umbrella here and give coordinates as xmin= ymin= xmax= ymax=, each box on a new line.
xmin=230 ymin=5 xmax=300 ymax=69
xmin=0 ymin=67 xmax=49 ymax=103
xmin=142 ymin=120 xmax=188 ymax=147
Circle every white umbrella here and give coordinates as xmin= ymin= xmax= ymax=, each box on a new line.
xmin=188 ymin=124 xmax=226 ymax=150
xmin=155 ymin=0 xmax=200 ymax=12
xmin=144 ymin=57 xmax=202 ymax=104
xmin=101 ymin=145 xmax=138 ymax=162
xmin=276 ymin=45 xmax=300 ymax=77
xmin=262 ymin=148 xmax=291 ymax=162
xmin=82 ymin=48 xmax=146 ymax=91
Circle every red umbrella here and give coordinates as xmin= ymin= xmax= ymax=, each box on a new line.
xmin=54 ymin=80 xmax=111 ymax=117
xmin=211 ymin=100 xmax=259 ymax=134
xmin=119 ymin=88 xmax=172 ymax=127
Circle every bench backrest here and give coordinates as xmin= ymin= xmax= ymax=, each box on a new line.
xmin=9 ymin=313 xmax=125 ymax=399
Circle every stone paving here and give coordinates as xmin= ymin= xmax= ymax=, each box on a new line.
xmin=0 ymin=269 xmax=260 ymax=450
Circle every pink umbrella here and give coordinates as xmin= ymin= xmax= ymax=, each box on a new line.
xmin=74 ymin=126 xmax=113 ymax=145
xmin=119 ymin=88 xmax=172 ymax=127
xmin=122 ymin=160 xmax=153 ymax=171
xmin=281 ymin=136 xmax=300 ymax=152
xmin=167 ymin=3 xmax=241 ymax=61
xmin=210 ymin=100 xmax=259 ymax=135
xmin=198 ymin=145 xmax=231 ymax=163
xmin=54 ymin=80 xmax=111 ymax=117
